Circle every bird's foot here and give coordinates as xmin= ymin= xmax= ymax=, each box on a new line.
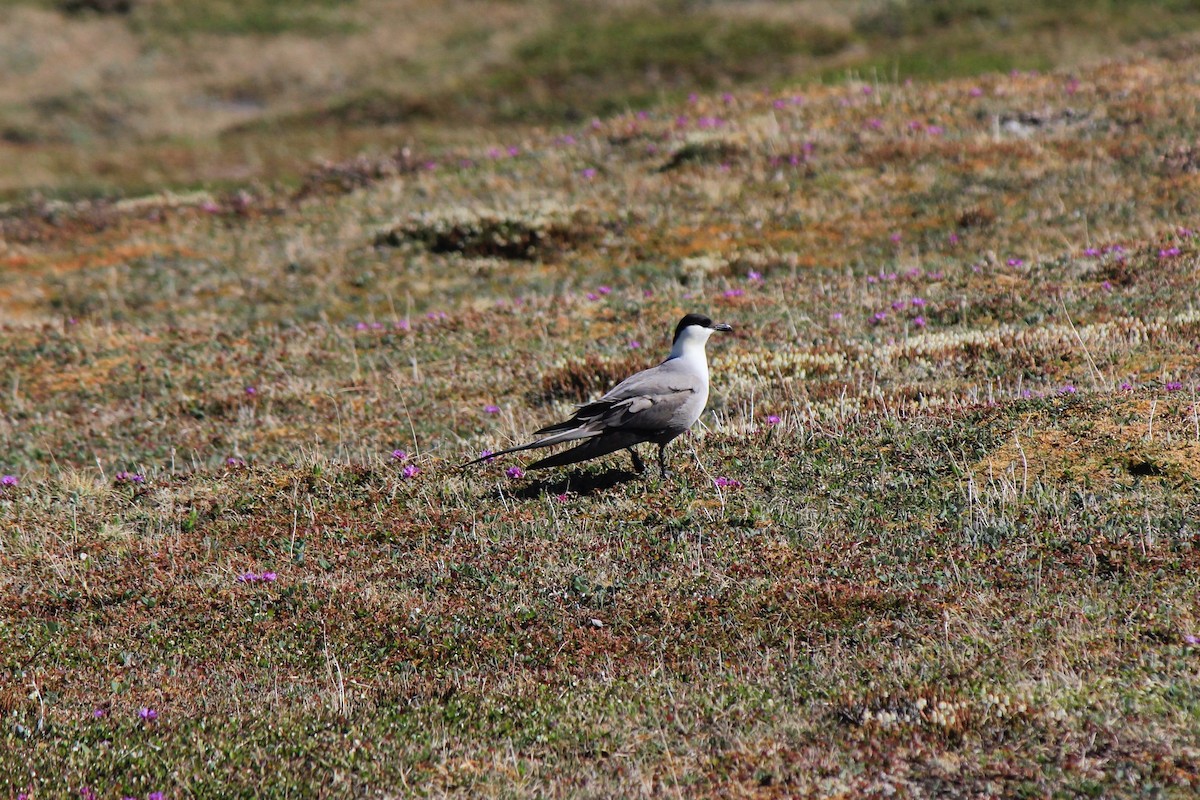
xmin=628 ymin=448 xmax=646 ymax=474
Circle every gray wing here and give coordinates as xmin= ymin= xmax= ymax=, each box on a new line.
xmin=536 ymin=360 xmax=699 ymax=437
xmin=462 ymin=361 xmax=699 ymax=468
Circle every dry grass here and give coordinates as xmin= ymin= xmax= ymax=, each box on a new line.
xmin=2 ymin=4 xmax=1200 ymax=798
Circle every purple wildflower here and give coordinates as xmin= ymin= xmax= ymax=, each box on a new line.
xmin=948 ymin=233 xmax=960 ymax=245
xmin=871 ymin=311 xmax=888 ymax=324
xmin=1006 ymin=258 xmax=1024 ymax=267
xmin=1158 ymin=247 xmax=1181 ymax=259
xmin=629 ymin=340 xmax=641 ymax=349
xmin=713 ymin=476 xmax=742 ymax=489
xmin=586 ymin=292 xmax=599 ymax=301
xmin=969 ymin=87 xmax=983 ymax=97
xmin=1165 ymin=381 xmax=1184 ymax=392
xmin=244 ymin=386 xmax=257 ymax=396
xmin=555 ymin=493 xmax=570 ymax=502
xmin=92 ymin=708 xmax=105 ymax=719
xmin=911 ymin=297 xmax=926 ymax=307
xmin=1184 ymin=634 xmax=1199 ymax=646
xmin=747 ymin=270 xmax=763 ymax=282
xmin=1 ymin=475 xmax=16 ymax=487
xmin=115 ymin=472 xmax=145 ymax=484
xmin=724 ymin=288 xmax=745 ymax=298
xmin=484 ymin=405 xmax=501 ymax=414
xmin=1059 ymin=385 xmax=1077 ymax=395
xmin=598 ymin=285 xmax=612 ymax=295
xmin=402 ymin=465 xmax=420 ymax=479
xmin=138 ymin=708 xmax=158 ymax=722
xmin=226 ymin=457 xmax=245 ymax=467
xmin=767 ymin=415 xmax=781 ymax=425
xmin=580 ymin=168 xmax=597 ymax=179
xmin=261 ymin=572 xmax=277 ymax=582
xmin=148 ymin=793 xmax=165 ymax=800
xmin=505 ymin=466 xmax=525 ymax=479
xmin=1084 ymin=247 xmax=1100 ymax=257
xmin=831 ymin=312 xmax=843 ymax=320
xmin=890 ymin=232 xmax=902 ymax=243
xmin=1120 ymin=382 xmax=1134 ymax=391
xmin=913 ymin=316 xmax=926 ymax=328
xmin=479 ymin=450 xmax=495 ymax=463
xmin=391 ymin=449 xmax=408 ymax=461
xmin=237 ymin=572 xmax=258 ymax=583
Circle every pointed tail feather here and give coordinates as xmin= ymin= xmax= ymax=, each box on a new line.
xmin=461 ymin=425 xmax=600 ymax=467
xmin=526 ymin=431 xmax=647 ymax=471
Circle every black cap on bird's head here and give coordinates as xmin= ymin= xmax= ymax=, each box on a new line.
xmin=673 ymin=313 xmax=733 ymax=343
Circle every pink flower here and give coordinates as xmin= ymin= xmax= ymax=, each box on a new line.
xmin=1165 ymin=381 xmax=1184 ymax=392
xmin=402 ymin=465 xmax=420 ymax=479
xmin=1120 ymin=382 xmax=1134 ymax=391
xmin=598 ymin=286 xmax=612 ymax=295
xmin=1006 ymin=258 xmax=1024 ymax=267
xmin=767 ymin=415 xmax=781 ymax=425
xmin=580 ymin=168 xmax=597 ymax=179
xmin=138 ymin=708 xmax=158 ymax=722
xmin=1059 ymin=385 xmax=1077 ymax=395
xmin=629 ymin=340 xmax=641 ymax=349
xmin=391 ymin=449 xmax=408 ymax=461
xmin=1184 ymin=634 xmax=1199 ymax=646
xmin=484 ymin=405 xmax=500 ymax=414
xmin=913 ymin=316 xmax=926 ymax=328
xmin=911 ymin=297 xmax=926 ymax=307
xmin=1 ymin=475 xmax=16 ymax=487
xmin=505 ymin=466 xmax=524 ymax=479
xmin=713 ymin=476 xmax=742 ymax=488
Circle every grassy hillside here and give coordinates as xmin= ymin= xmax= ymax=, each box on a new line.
xmin=2 ymin=2 xmax=1200 ymax=798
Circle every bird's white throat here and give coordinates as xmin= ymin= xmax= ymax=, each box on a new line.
xmin=667 ymin=326 xmax=715 ymax=372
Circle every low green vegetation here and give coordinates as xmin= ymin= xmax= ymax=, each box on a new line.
xmin=1 ymin=1 xmax=1199 ymax=797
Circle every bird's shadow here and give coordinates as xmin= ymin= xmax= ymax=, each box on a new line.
xmin=512 ymin=467 xmax=644 ymax=499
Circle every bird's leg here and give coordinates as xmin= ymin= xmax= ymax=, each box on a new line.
xmin=657 ymin=443 xmax=673 ymax=480
xmin=627 ymin=447 xmax=646 ymax=474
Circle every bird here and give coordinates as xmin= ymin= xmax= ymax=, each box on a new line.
xmin=464 ymin=313 xmax=733 ymax=479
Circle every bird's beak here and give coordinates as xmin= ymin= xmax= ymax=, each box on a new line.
xmin=712 ymin=322 xmax=733 ymax=333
